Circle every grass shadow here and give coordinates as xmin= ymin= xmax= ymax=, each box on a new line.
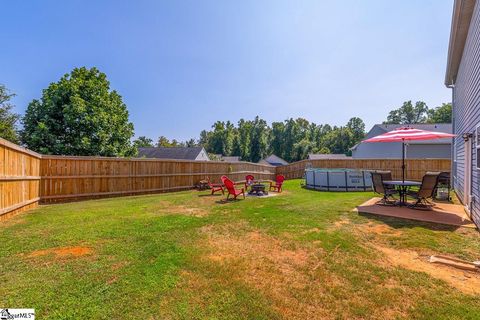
xmin=215 ymin=198 xmax=246 ymax=205
xmin=198 ymin=194 xmax=223 ymax=198
xmin=358 ymin=212 xmax=461 ymax=232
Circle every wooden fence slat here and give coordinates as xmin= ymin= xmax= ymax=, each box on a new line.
xmin=0 ymin=138 xmax=41 ymax=218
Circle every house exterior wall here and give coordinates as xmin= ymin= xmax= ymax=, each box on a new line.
xmin=352 ymin=142 xmax=404 ymax=158
xmin=352 ymin=143 xmax=450 ymax=159
xmin=406 ymin=144 xmax=452 ymax=159
xmin=452 ymin=0 xmax=480 ymax=226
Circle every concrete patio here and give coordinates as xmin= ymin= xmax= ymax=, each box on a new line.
xmin=356 ymin=197 xmax=476 ymax=229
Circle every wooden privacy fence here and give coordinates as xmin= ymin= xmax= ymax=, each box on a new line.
xmin=276 ymin=158 xmax=452 ymax=180
xmin=39 ymin=156 xmax=276 ymax=203
xmin=0 ymin=139 xmax=41 ymax=220
xmin=0 ymin=137 xmax=452 ymax=218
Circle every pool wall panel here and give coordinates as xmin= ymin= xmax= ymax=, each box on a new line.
xmin=304 ymin=168 xmax=373 ymax=192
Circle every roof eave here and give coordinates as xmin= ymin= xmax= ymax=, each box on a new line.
xmin=445 ymin=0 xmax=476 ymax=86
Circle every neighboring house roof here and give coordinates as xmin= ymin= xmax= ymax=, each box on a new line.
xmin=260 ymin=154 xmax=288 ymax=166
xmin=138 ymin=146 xmax=208 ymax=160
xmin=352 ymin=124 xmax=453 ymax=150
xmin=445 ymin=0 xmax=476 ymax=85
xmin=258 ymin=159 xmax=272 ymax=166
xmin=308 ymin=154 xmax=350 ymax=160
xmin=222 ymin=156 xmax=241 ymax=162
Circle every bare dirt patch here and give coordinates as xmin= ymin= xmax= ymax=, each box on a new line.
xmin=27 ymin=246 xmax=92 ymax=259
xmin=373 ymin=244 xmax=480 ymax=295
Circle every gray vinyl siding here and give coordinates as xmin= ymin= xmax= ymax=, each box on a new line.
xmin=406 ymin=144 xmax=452 ymax=159
xmin=452 ymin=0 xmax=480 ymax=227
xmin=352 ymin=143 xmax=450 ymax=159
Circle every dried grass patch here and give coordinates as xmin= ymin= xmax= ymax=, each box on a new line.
xmin=200 ymin=223 xmax=339 ymax=319
xmin=357 ymin=222 xmax=402 ymax=236
xmin=26 ymin=246 xmax=93 ymax=259
xmin=151 ymin=201 xmax=210 ymax=217
xmin=198 ymin=223 xmax=440 ymax=319
xmin=373 ymin=244 xmax=480 ymax=295
xmin=1 ymin=217 xmax=27 ymax=227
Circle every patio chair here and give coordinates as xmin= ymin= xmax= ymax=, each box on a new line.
xmin=371 ymin=172 xmax=398 ymax=205
xmin=222 ymin=176 xmax=245 ymax=200
xmin=407 ymin=172 xmax=440 ymax=209
xmin=245 ymin=175 xmax=255 ymax=191
xmin=375 ymin=170 xmax=395 ymax=191
xmin=207 ymin=177 xmax=224 ymax=195
xmin=434 ymin=171 xmax=451 ymax=201
xmin=269 ymin=175 xmax=285 ymax=193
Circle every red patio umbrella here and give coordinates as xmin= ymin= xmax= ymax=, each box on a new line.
xmin=362 ymin=127 xmax=455 ymax=182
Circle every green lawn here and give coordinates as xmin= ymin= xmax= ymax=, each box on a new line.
xmin=1 ymin=180 xmax=479 ymax=319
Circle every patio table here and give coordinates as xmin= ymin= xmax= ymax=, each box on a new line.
xmin=383 ymin=180 xmax=421 ymax=206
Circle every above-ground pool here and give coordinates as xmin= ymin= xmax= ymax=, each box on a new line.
xmin=305 ymin=168 xmax=372 ymax=191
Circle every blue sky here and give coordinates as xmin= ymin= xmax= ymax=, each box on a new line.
xmin=1 ymin=0 xmax=453 ymax=141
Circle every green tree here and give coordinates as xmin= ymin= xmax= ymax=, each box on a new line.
xmin=231 ymin=134 xmax=242 ymax=157
xmin=196 ymin=116 xmax=366 ymax=162
xmin=282 ymin=118 xmax=300 ymax=162
xmin=237 ymin=119 xmax=253 ymax=160
xmin=316 ymin=146 xmax=331 ymax=154
xmin=384 ymin=101 xmax=429 ymax=124
xmin=185 ymin=138 xmax=197 ymax=147
xmin=249 ymin=116 xmax=269 ymax=162
xmin=224 ymin=121 xmax=236 ymax=155
xmin=427 ymin=103 xmax=452 ymax=123
xmin=133 ymin=136 xmax=154 ymax=148
xmin=207 ymin=121 xmax=226 ymax=155
xmin=198 ymin=130 xmax=212 ymax=149
xmin=346 ymin=117 xmax=366 ymax=142
xmin=22 ymin=67 xmax=135 ymax=156
xmin=0 ymin=84 xmax=20 ymax=143
xmin=270 ymin=121 xmax=285 ymax=158
xmin=292 ymin=138 xmax=315 ymax=161
xmin=321 ymin=126 xmax=354 ymax=155
xmin=157 ymin=136 xmax=172 ymax=147
xmin=207 ymin=121 xmax=235 ymax=156
xmin=170 ymin=139 xmax=181 ymax=147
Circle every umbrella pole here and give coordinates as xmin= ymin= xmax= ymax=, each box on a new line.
xmin=402 ymin=140 xmax=405 ymax=183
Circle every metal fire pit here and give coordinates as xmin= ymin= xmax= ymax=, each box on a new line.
xmin=248 ymin=184 xmax=268 ymax=196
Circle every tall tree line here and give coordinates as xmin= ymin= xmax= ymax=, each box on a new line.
xmin=174 ymin=116 xmax=365 ymax=162
xmin=133 ymin=116 xmax=366 ymax=162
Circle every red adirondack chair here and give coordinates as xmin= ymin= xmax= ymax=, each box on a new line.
xmin=222 ymin=176 xmax=245 ymax=200
xmin=245 ymin=175 xmax=255 ymax=191
xmin=269 ymin=175 xmax=285 ymax=193
xmin=207 ymin=177 xmax=224 ymax=195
